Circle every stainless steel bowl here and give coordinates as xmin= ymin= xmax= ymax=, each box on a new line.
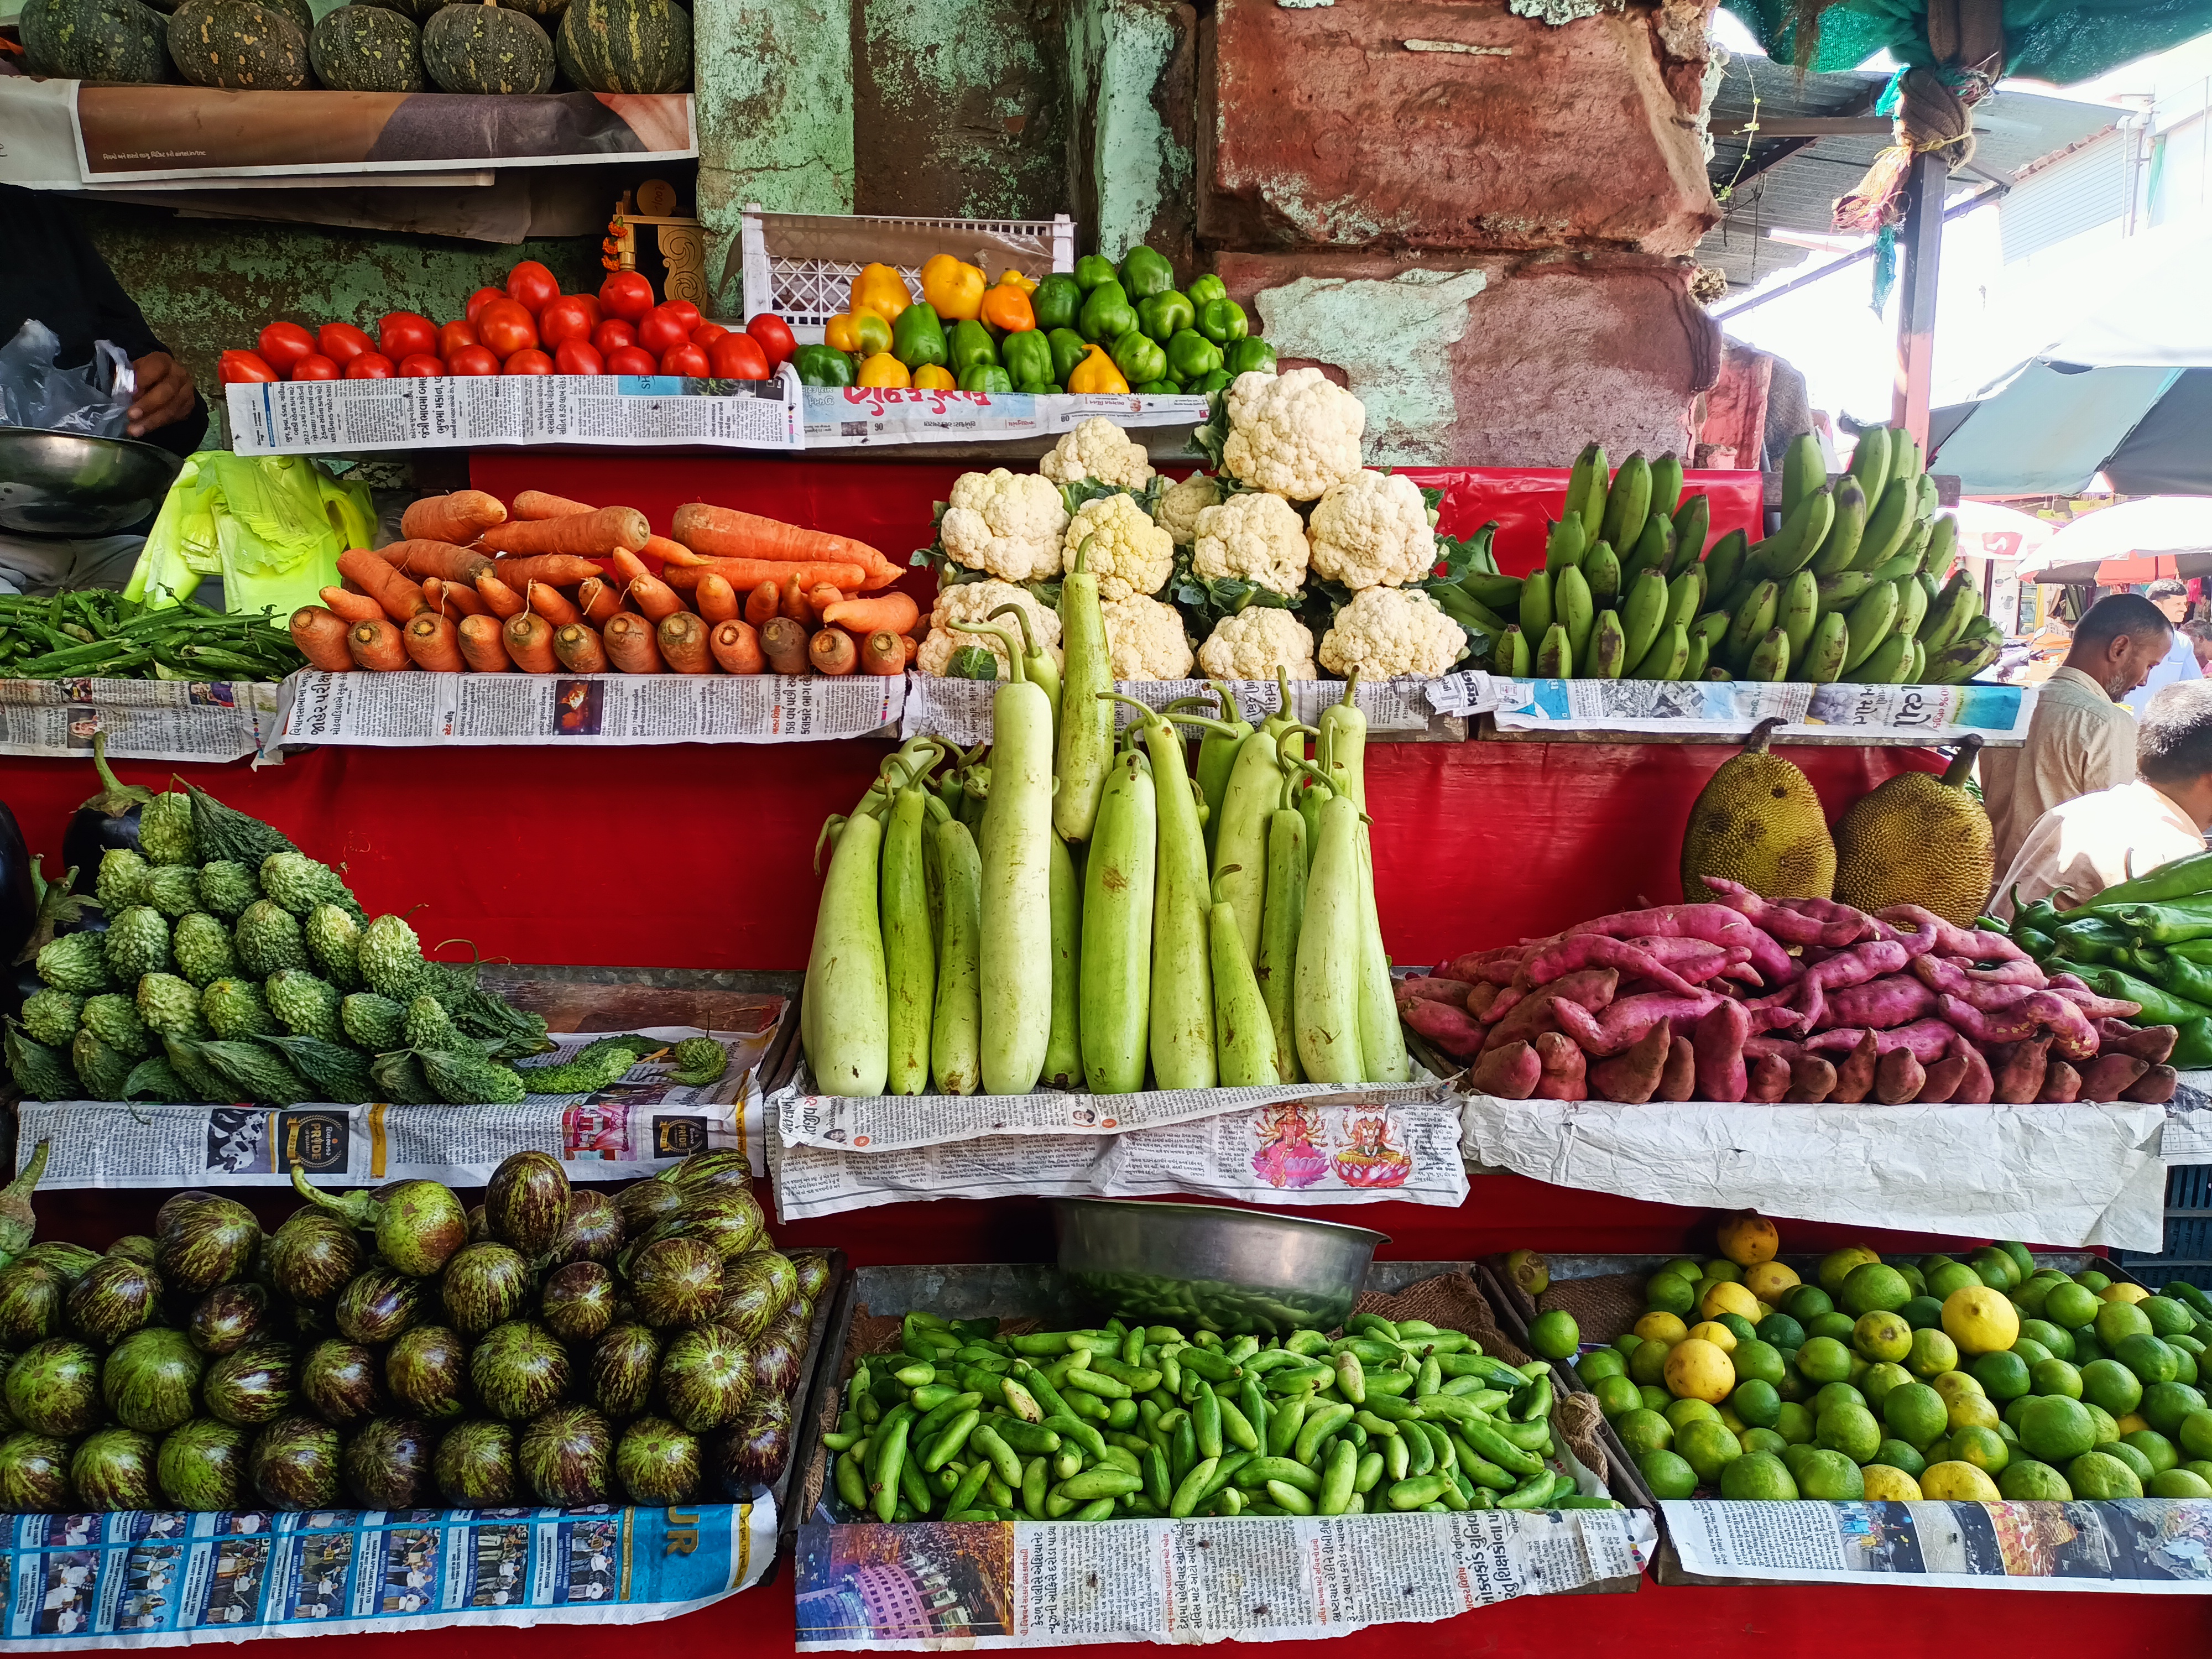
xmin=1052 ymin=1198 xmax=1388 ymax=1335
xmin=0 ymin=429 xmax=182 ymax=536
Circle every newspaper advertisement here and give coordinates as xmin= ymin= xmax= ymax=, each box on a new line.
xmin=902 ymin=676 xmax=1442 ymax=748
xmin=0 ymin=679 xmax=279 ymax=762
xmin=21 ymin=1022 xmax=778 ymax=1190
xmin=0 ymin=1499 xmax=773 ymax=1649
xmin=801 ymin=389 xmax=1207 ymax=450
xmin=226 ymin=370 xmax=802 ymax=458
xmin=1457 ymin=1093 xmax=2169 ymax=1252
xmin=1481 ymin=676 xmax=2036 ymax=745
xmin=277 ymin=669 xmax=898 ymax=749
xmin=2160 ymin=1073 xmax=2212 ymax=1161
xmin=1662 ymin=1498 xmax=2212 ymax=1593
xmin=791 ymin=1505 xmax=1654 ymax=1648
xmin=1420 ymin=672 xmax=1501 ymax=719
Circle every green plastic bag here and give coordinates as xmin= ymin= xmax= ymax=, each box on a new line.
xmin=126 ymin=452 xmax=363 ymax=621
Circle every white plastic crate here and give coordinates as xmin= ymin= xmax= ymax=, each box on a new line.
xmin=738 ymin=207 xmax=1074 ymax=342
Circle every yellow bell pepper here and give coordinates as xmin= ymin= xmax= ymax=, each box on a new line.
xmin=995 ymin=269 xmax=1038 ymax=294
xmin=857 ymin=352 xmax=911 ymax=388
xmin=1068 ymin=345 xmax=1129 ymax=395
xmin=852 ymin=263 xmax=911 ymax=323
xmin=912 ymin=363 xmax=957 ymax=390
xmin=979 ymin=282 xmax=1036 ymax=333
xmin=826 ymin=310 xmax=892 ymax=357
xmin=920 ymin=254 xmax=987 ymax=322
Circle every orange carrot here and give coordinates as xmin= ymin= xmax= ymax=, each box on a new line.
xmin=503 ymin=613 xmax=558 ymax=674
xmin=660 ymin=557 xmax=869 ymax=594
xmin=476 ymin=573 xmax=525 ymax=618
xmin=403 ymin=612 xmax=466 ymax=672
xmin=761 ymin=618 xmax=810 ymax=676
xmin=485 ymin=555 xmax=611 ymax=588
xmin=808 ymin=582 xmax=846 ymax=619
xmin=457 ymin=613 xmax=512 ymax=672
xmin=710 ymin=619 xmax=765 ymax=675
xmin=862 ymin=630 xmax=907 ymax=676
xmin=781 ymin=577 xmax=812 ymax=625
xmin=670 ymin=502 xmax=900 ymax=588
xmin=645 ymin=534 xmax=702 ymax=568
xmin=319 ymin=586 xmax=384 ymax=624
xmin=658 ymin=612 xmax=713 ymax=674
xmin=513 ymin=489 xmax=596 ymax=520
xmin=577 ymin=577 xmax=627 ymax=624
xmin=521 ymin=581 xmax=581 ymax=628
xmin=602 ymin=613 xmax=662 ymax=673
xmin=290 ymin=606 xmax=353 ymax=671
xmin=744 ymin=581 xmax=781 ymax=627
xmin=694 ymin=573 xmax=739 ymax=623
xmin=399 ymin=489 xmax=506 ymax=544
xmin=810 ymin=627 xmax=858 ymax=676
xmin=900 ymin=634 xmax=919 ymax=667
xmin=346 ymin=617 xmax=409 ymax=671
xmin=337 ymin=548 xmax=429 ymax=623
xmin=822 ymin=591 xmax=921 ymax=637
xmin=423 ymin=577 xmax=487 ymax=618
xmin=552 ymin=622 xmax=608 ymax=674
xmin=383 ymin=539 xmax=495 ymax=586
xmin=479 ymin=506 xmax=650 ymax=557
xmin=610 ymin=548 xmax=685 ymax=622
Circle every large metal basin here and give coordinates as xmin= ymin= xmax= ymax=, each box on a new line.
xmin=0 ymin=428 xmax=181 ymax=536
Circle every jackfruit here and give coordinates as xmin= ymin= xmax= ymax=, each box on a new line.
xmin=1680 ymin=717 xmax=1837 ymax=900
xmin=1832 ymin=737 xmax=1994 ymax=927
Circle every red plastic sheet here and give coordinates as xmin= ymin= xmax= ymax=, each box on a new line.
xmin=1398 ymin=466 xmax=1767 ymax=576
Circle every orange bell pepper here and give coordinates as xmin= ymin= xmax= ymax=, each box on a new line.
xmin=979 ymin=282 xmax=1036 ymax=333
xmin=826 ymin=310 xmax=892 ymax=356
xmin=912 ymin=364 xmax=957 ymax=390
xmin=857 ymin=352 xmax=911 ymax=388
xmin=920 ymin=254 xmax=986 ymax=322
xmin=1067 ymin=345 xmax=1129 ymax=395
xmin=852 ymin=263 xmax=911 ymax=323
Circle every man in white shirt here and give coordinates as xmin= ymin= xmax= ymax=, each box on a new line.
xmin=1980 ymin=593 xmax=2173 ymax=870
xmin=1991 ymin=679 xmax=2212 ymax=917
xmin=2122 ymin=578 xmax=2200 ymax=717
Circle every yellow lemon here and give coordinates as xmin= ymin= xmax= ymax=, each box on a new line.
xmin=2116 ymin=1412 xmax=2151 ymax=1437
xmin=1819 ymin=1247 xmax=1883 ymax=1294
xmin=1699 ymin=1280 xmax=1760 ymax=1324
xmin=1636 ymin=1311 xmax=1690 ymax=1346
xmin=2100 ymin=1282 xmax=2150 ymax=1306
xmin=1745 ymin=1261 xmax=1801 ymax=1303
xmin=1688 ymin=1321 xmax=1739 ymax=1354
xmin=1941 ymin=1286 xmax=2021 ymax=1357
xmin=1947 ymin=1393 xmax=2001 ymax=1432
xmin=1919 ymin=1461 xmax=2001 ymax=1501
xmin=1664 ymin=1338 xmax=1738 ymax=1405
xmin=1861 ymin=1465 xmax=1924 ymax=1501
xmin=1932 ymin=1371 xmax=1986 ymax=1408
xmin=1718 ymin=1212 xmax=1780 ymax=1266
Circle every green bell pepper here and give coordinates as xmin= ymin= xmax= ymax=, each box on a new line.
xmin=948 ymin=318 xmax=999 ymax=373
xmin=1120 ymin=245 xmax=1176 ymax=299
xmin=2174 ymin=1016 xmax=2212 ymax=1070
xmin=1003 ymin=330 xmax=1054 ymax=389
xmin=1167 ymin=328 xmax=1223 ymax=381
xmin=1138 ymin=290 xmax=1194 ymax=343
xmin=1132 ymin=379 xmax=1177 ymax=395
xmin=1034 ymin=274 xmax=1083 ymax=331
xmin=1191 ymin=368 xmax=1234 ymax=393
xmin=1197 ymin=299 xmax=1249 ymax=345
xmin=892 ymin=302 xmax=948 ymax=369
xmin=1048 ymin=328 xmax=1090 ymax=384
xmin=1225 ymin=337 xmax=1277 ymax=375
xmin=1111 ymin=330 xmax=1167 ymax=385
xmin=1080 ymin=281 xmax=1137 ymax=345
xmin=959 ymin=363 xmax=1015 ymax=394
xmin=1075 ymin=253 xmax=1119 ymax=290
xmin=792 ymin=344 xmax=856 ymax=387
xmin=1187 ymin=273 xmax=1228 ymax=308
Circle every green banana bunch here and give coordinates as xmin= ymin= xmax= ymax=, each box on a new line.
xmin=1566 ymin=444 xmax=1609 ymax=544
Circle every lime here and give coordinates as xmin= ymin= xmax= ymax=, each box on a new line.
xmin=1796 ymin=1449 xmax=1866 ymax=1499
xmin=1948 ymin=1392 xmax=2002 ymax=1433
xmin=1629 ymin=1338 xmax=1673 ymax=1387
xmin=1997 ymin=1459 xmax=2070 ymax=1500
xmin=1896 ymin=1263 xmax=1928 ymax=1300
xmin=2075 ymin=1268 xmax=2113 ymax=1293
xmin=2095 ymin=1300 xmax=2152 ymax=1349
xmin=2031 ymin=1358 xmax=2084 ymax=1400
xmin=1718 ymin=1402 xmax=1749 ymax=1436
xmin=2142 ymin=1295 xmax=2195 ymax=1338
xmin=2020 ymin=1317 xmax=2075 ymax=1360
xmin=2103 ymin=1440 xmax=2156 ymax=1484
xmin=1776 ymin=1361 xmax=1811 ymax=1404
xmin=1949 ymin=1424 xmax=2010 ymax=1475
xmin=1720 ymin=1451 xmax=1798 ymax=1500
xmin=1919 ymin=1253 xmax=1957 ymax=1275
xmin=1807 ymin=1312 xmax=1859 ymax=1343
xmin=1797 ymin=1337 xmax=1853 ymax=1386
xmin=1818 ymin=1248 xmax=1880 ymax=1295
xmin=1741 ymin=1427 xmax=1790 ymax=1457
xmin=2012 ymin=1338 xmax=2055 ymax=1370
xmin=2073 ymin=1329 xmax=2106 ymax=1366
xmin=2143 ymin=1382 xmax=2209 ymax=1436
xmin=1973 ymin=1351 xmax=2032 ymax=1402
xmin=1758 ymin=1313 xmax=1806 ymax=1351
xmin=1635 ymin=1311 xmax=1689 ymax=1346
xmin=1907 ymin=1328 xmax=1959 ymax=1379
xmin=2188 ymin=1458 xmax=2212 ymax=1485
xmin=1578 ymin=1349 xmax=1628 ymax=1386
xmin=2013 ymin=1277 xmax=2057 ymax=1316
xmin=2123 ymin=1428 xmax=2179 ymax=1474
xmin=2086 ymin=1402 xmax=2121 ymax=1446
xmin=2153 ymin=1468 xmax=2212 ymax=1498
xmin=2082 ymin=1358 xmax=2145 ymax=1417
xmin=1861 ymin=1464 xmax=1922 ymax=1501
xmin=1731 ymin=1379 xmax=1782 ymax=1430
xmin=2001 ymin=1242 xmax=2036 ymax=1282
xmin=1703 ymin=1259 xmax=1744 ymax=1284
xmin=1970 ymin=1246 xmax=2020 ymax=1290
xmin=1884 ymin=1382 xmax=1949 ymax=1448
xmin=1646 ymin=1273 xmax=1696 ymax=1317
xmin=1899 ymin=1296 xmax=1947 ymax=1332
xmin=2114 ymin=1333 xmax=2179 ymax=1386
xmin=1618 ymin=1333 xmax=1645 ymax=1358
xmin=1927 ymin=1261 xmax=1984 ymax=1302
xmin=1614 ymin=1408 xmax=1673 ymax=1456
xmin=1923 ymin=1435 xmax=1953 ymax=1464
xmin=2004 ymin=1396 xmax=2038 ymax=1432
xmin=1931 ymin=1370 xmax=1985 ymax=1407
xmin=1818 ymin=1402 xmax=1882 ymax=1464
xmin=1658 ymin=1257 xmax=1701 ymax=1281
xmin=1731 ymin=1339 xmax=1785 ymax=1389
xmin=1593 ymin=1374 xmax=1643 ymax=1418
xmin=1781 ymin=1442 xmax=1825 ymax=1478
xmin=1640 ymin=1385 xmax=1671 ymax=1412
xmin=1717 ymin=1312 xmax=1760 ymax=1345
xmin=1638 ymin=1449 xmax=1697 ymax=1499
xmin=1842 ymin=1264 xmax=1912 ymax=1318
xmin=2173 ymin=1333 xmax=2206 ymax=1358
xmin=1921 ymin=1461 xmax=2001 ymax=1500
xmin=1775 ymin=1403 xmax=1815 ymax=1446
xmin=2019 ymin=1396 xmax=2097 ymax=1463
xmin=2180 ymin=1410 xmax=2212 ymax=1460
xmin=1809 ymin=1381 xmax=1863 ymax=1415
xmin=1785 ymin=1284 xmax=1835 ymax=1323
xmin=1853 ymin=1312 xmax=1913 ymax=1363
xmin=1860 ymin=1362 xmax=1914 ymax=1408
xmin=1677 ymin=1418 xmax=1745 ymax=1483
xmin=1942 ymin=1286 xmax=2022 ymax=1356
xmin=1876 ymin=1438 xmax=1927 ymax=1478
xmin=2043 ymin=1281 xmax=2100 ymax=1331
xmin=1528 ymin=1308 xmax=1581 ymax=1360
xmin=2176 ymin=1349 xmax=2200 ymax=1387
xmin=1666 ymin=1396 xmax=1720 ymax=1431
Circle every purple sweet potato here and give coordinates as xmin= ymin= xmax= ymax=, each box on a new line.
xmin=2042 ymin=983 xmax=2143 ymax=1021
xmin=1966 ymin=927 xmax=2032 ymax=964
xmin=1874 ymin=904 xmax=2003 ymax=960
xmin=1915 ymin=1055 xmax=1968 ymax=1103
xmin=1571 ymin=902 xmax=1796 ymax=983
xmin=1401 ymin=998 xmax=1486 ymax=1060
xmin=2096 ymin=1020 xmax=2178 ymax=1065
xmin=2039 ymin=1060 xmax=2083 ymax=1104
xmin=1470 ymin=1040 xmax=1542 ymax=1099
xmin=1875 ymin=1047 xmax=1926 ymax=1105
xmin=2030 ymin=993 xmax=2100 ymax=1061
xmin=1990 ymin=1037 xmax=2051 ymax=1105
xmin=1803 ymin=1019 xmax=1955 ymax=1063
xmin=1829 ymin=1031 xmax=1880 ymax=1104
xmin=1522 ymin=935 xmax=1704 ymax=998
xmin=2078 ymin=1052 xmax=2151 ymax=1101
xmin=1950 ymin=1037 xmax=1995 ymax=1104
xmin=1396 ymin=976 xmax=1477 ymax=1007
xmin=1480 ymin=986 xmax=1527 ymax=1026
xmin=1705 ymin=878 xmax=1881 ymax=947
xmin=1744 ymin=1035 xmax=1804 ymax=1063
xmin=2126 ymin=1064 xmax=2179 ymax=1105
xmin=1765 ymin=938 xmax=1912 ymax=1030
xmin=1913 ymin=957 xmax=2044 ymax=1008
xmin=1588 ymin=1021 xmax=1674 ymax=1104
xmin=1965 ymin=959 xmax=2047 ymax=987
xmin=1939 ymin=994 xmax=2039 ymax=1045
xmin=1658 ymin=1036 xmax=1696 ymax=1101
xmin=1693 ymin=999 xmax=1751 ymax=1103
xmin=1467 ymin=982 xmax=1502 ymax=1019
xmin=1784 ymin=1055 xmax=1838 ymax=1103
xmin=1746 ymin=1053 xmax=1791 ymax=1102
xmin=1552 ymin=990 xmax=1723 ymax=1057
xmin=1625 ymin=937 xmax=1745 ymax=983
xmin=1817 ymin=975 xmax=1938 ymax=1032
xmin=1532 ymin=1031 xmax=1588 ymax=1102
xmin=1444 ymin=947 xmax=1531 ymax=986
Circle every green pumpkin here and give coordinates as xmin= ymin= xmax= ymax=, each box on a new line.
xmin=21 ymin=0 xmax=178 ymax=77
xmin=553 ymin=0 xmax=686 ymax=92
xmin=421 ymin=0 xmax=553 ymax=92
xmin=166 ymin=0 xmax=309 ymax=87
xmin=310 ymin=4 xmax=424 ymax=88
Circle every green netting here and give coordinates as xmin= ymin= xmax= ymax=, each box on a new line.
xmin=1721 ymin=0 xmax=2212 ymax=82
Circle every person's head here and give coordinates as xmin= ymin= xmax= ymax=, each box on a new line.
xmin=2139 ymin=680 xmax=2212 ymax=828
xmin=2148 ymin=578 xmax=2190 ymax=625
xmin=2065 ymin=592 xmax=2173 ymax=696
xmin=2185 ymin=619 xmax=2212 ymax=672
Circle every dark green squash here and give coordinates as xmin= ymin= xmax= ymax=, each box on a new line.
xmin=309 ymin=4 xmax=424 ymax=89
xmin=20 ymin=0 xmax=179 ymax=79
xmin=259 ymin=0 xmax=312 ymax=30
xmin=553 ymin=0 xmax=686 ymax=92
xmin=421 ymin=0 xmax=554 ymax=92
xmin=166 ymin=0 xmax=310 ymax=87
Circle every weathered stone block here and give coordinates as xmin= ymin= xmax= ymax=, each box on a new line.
xmin=1063 ymin=0 xmax=1197 ymax=268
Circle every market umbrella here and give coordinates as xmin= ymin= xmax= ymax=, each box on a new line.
xmin=2016 ymin=495 xmax=2212 ymax=585
xmin=1949 ymin=499 xmax=2053 ymax=566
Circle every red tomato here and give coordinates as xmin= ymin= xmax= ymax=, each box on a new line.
xmin=708 ymin=333 xmax=771 ymax=381
xmin=398 ymin=353 xmax=446 ymax=377
xmin=256 ymin=321 xmax=315 ymax=374
xmin=437 ymin=319 xmax=479 ymax=358
xmin=465 ymin=286 xmax=507 ymax=322
xmin=554 ymin=338 xmax=605 ymax=375
xmin=571 ymin=294 xmax=602 ymax=330
xmin=637 ymin=305 xmax=690 ymax=356
xmin=345 ymin=353 xmax=397 ymax=380
xmin=217 ymin=349 xmax=279 ymax=384
xmin=592 ymin=319 xmax=637 ymax=355
xmin=505 ymin=260 xmax=560 ymax=316
xmin=539 ymin=296 xmax=594 ymax=347
xmin=503 ymin=348 xmax=554 ymax=375
xmin=290 ymin=353 xmax=340 ymax=381
xmin=746 ymin=312 xmax=797 ymax=370
xmin=660 ymin=343 xmax=710 ymax=378
xmin=447 ymin=345 xmax=501 ymax=376
xmin=316 ymin=322 xmax=373 ymax=366
xmin=476 ymin=299 xmax=539 ymax=357
xmin=598 ymin=270 xmax=654 ymax=321
xmin=691 ymin=322 xmax=729 ymax=349
xmin=662 ymin=299 xmax=701 ymax=333
xmin=378 ymin=311 xmax=437 ymax=361
xmin=605 ymin=345 xmax=658 ymax=375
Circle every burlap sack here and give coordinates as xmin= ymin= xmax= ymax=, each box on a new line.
xmin=1538 ymin=1274 xmax=1648 ymax=1349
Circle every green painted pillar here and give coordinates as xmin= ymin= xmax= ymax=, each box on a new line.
xmin=1063 ymin=0 xmax=1193 ymax=268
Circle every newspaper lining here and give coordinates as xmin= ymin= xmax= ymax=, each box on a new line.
xmin=0 ymin=679 xmax=280 ymax=763
xmin=21 ymin=1023 xmax=776 ymax=1190
xmin=1464 ymin=675 xmax=2035 ymax=744
xmin=901 ymin=676 xmax=1440 ymax=748
xmin=1662 ymin=1498 xmax=2212 ymax=1593
xmin=0 ymin=1500 xmax=773 ymax=1648
xmin=276 ymin=670 xmax=899 ymax=749
xmin=801 ymin=389 xmax=1207 ymax=450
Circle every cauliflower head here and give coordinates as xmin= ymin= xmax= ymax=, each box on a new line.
xmin=1220 ymin=369 xmax=1364 ymax=502
xmin=1039 ymin=417 xmax=1156 ymax=489
xmin=1319 ymin=587 xmax=1467 ymax=680
xmin=918 ymin=580 xmax=1065 ymax=679
xmin=1154 ymin=473 xmax=1223 ymax=545
xmin=1197 ymin=609 xmax=1318 ymax=682
xmin=1192 ymin=491 xmax=1310 ymax=596
xmin=1065 ymin=492 xmax=1175 ymax=602
xmin=1100 ymin=594 xmax=1194 ymax=681
xmin=940 ymin=468 xmax=1069 ymax=583
xmin=1307 ymin=469 xmax=1437 ymax=589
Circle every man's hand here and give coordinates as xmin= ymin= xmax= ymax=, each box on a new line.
xmin=125 ymin=351 xmax=197 ymax=438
